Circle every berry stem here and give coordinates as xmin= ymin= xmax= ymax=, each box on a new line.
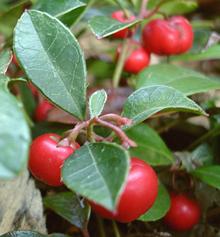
xmin=112 ymin=39 xmax=129 ymax=88
xmin=143 ymin=0 xmax=169 ymax=19
xmin=112 ymin=221 xmax=121 ymax=237
xmin=93 ymin=117 xmax=137 ymax=148
xmin=139 ymin=0 xmax=148 ymax=18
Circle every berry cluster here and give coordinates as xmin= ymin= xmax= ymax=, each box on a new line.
xmin=112 ymin=10 xmax=193 ymax=74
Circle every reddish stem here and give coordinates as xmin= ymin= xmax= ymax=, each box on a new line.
xmin=93 ymin=117 xmax=137 ymax=149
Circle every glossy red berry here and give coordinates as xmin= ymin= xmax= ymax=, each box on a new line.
xmin=34 ymin=100 xmax=53 ymax=122
xmin=28 ymin=83 xmax=38 ymax=97
xmin=89 ymin=157 xmax=158 ymax=223
xmin=164 ymin=193 xmax=201 ymax=231
xmin=142 ymin=16 xmax=193 ymax=55
xmin=111 ymin=10 xmax=135 ymax=39
xmin=29 ymin=133 xmax=80 ymax=186
xmin=116 ymin=41 xmax=150 ymax=74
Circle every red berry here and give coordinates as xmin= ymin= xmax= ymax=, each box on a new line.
xmin=89 ymin=157 xmax=158 ymax=223
xmin=12 ymin=54 xmax=19 ymax=66
xmin=34 ymin=100 xmax=53 ymax=122
xmin=111 ymin=10 xmax=135 ymax=39
xmin=142 ymin=16 xmax=193 ymax=55
xmin=29 ymin=133 xmax=80 ymax=186
xmin=164 ymin=193 xmax=201 ymax=231
xmin=116 ymin=41 xmax=150 ymax=74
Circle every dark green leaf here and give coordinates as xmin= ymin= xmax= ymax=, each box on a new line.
xmin=126 ymin=124 xmax=173 ymax=166
xmin=0 ymin=89 xmax=30 ymax=179
xmin=14 ymin=10 xmax=87 ymax=120
xmin=33 ymin=0 xmax=86 ymax=26
xmin=32 ymin=122 xmax=72 ymax=139
xmin=44 ymin=192 xmax=90 ymax=229
xmin=0 ymin=49 xmax=12 ymax=74
xmin=17 ymin=82 xmax=36 ymax=117
xmin=136 ymin=64 xmax=220 ymax=96
xmin=62 ymin=142 xmax=129 ymax=211
xmin=89 ymin=89 xmax=107 ymax=119
xmin=33 ymin=0 xmax=85 ymax=18
xmin=122 ymin=85 xmax=206 ymax=127
xmin=192 ymin=166 xmax=220 ymax=189
xmin=88 ymin=16 xmax=140 ymax=39
xmin=139 ymin=183 xmax=170 ymax=221
xmin=171 ymin=44 xmax=220 ymax=62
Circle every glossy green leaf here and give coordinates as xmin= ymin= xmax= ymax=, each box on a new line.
xmin=33 ymin=0 xmax=86 ymax=26
xmin=122 ymin=85 xmax=206 ymax=127
xmin=139 ymin=183 xmax=170 ymax=221
xmin=1 ymin=231 xmax=69 ymax=237
xmin=14 ymin=10 xmax=87 ymax=120
xmin=171 ymin=44 xmax=220 ymax=62
xmin=89 ymin=89 xmax=107 ymax=119
xmin=62 ymin=142 xmax=129 ymax=211
xmin=0 ymin=89 xmax=30 ymax=179
xmin=88 ymin=16 xmax=140 ymax=39
xmin=44 ymin=192 xmax=90 ymax=229
xmin=0 ymin=49 xmax=12 ymax=74
xmin=126 ymin=124 xmax=173 ymax=166
xmin=136 ymin=64 xmax=220 ymax=96
xmin=192 ymin=166 xmax=220 ymax=189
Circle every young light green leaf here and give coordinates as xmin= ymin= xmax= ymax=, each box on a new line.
xmin=0 ymin=49 xmax=12 ymax=74
xmin=0 ymin=88 xmax=30 ymax=179
xmin=88 ymin=16 xmax=140 ymax=39
xmin=160 ymin=0 xmax=198 ymax=15
xmin=192 ymin=166 xmax=220 ymax=189
xmin=44 ymin=192 xmax=90 ymax=229
xmin=89 ymin=89 xmax=107 ymax=119
xmin=126 ymin=124 xmax=173 ymax=166
xmin=33 ymin=0 xmax=86 ymax=26
xmin=171 ymin=44 xmax=220 ymax=62
xmin=0 ymin=74 xmax=10 ymax=91
xmin=139 ymin=183 xmax=170 ymax=221
xmin=62 ymin=142 xmax=129 ymax=211
xmin=14 ymin=10 xmax=87 ymax=120
xmin=122 ymin=85 xmax=206 ymax=127
xmin=136 ymin=64 xmax=220 ymax=96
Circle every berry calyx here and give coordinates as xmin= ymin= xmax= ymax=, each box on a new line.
xmin=111 ymin=10 xmax=136 ymax=39
xmin=34 ymin=100 xmax=54 ymax=122
xmin=89 ymin=157 xmax=158 ymax=223
xmin=116 ymin=41 xmax=150 ymax=74
xmin=142 ymin=16 xmax=193 ymax=55
xmin=164 ymin=193 xmax=201 ymax=231
xmin=29 ymin=133 xmax=80 ymax=186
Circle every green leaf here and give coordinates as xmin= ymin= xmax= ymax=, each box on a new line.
xmin=88 ymin=16 xmax=140 ymax=39
xmin=0 ymin=88 xmax=30 ymax=179
xmin=122 ymin=85 xmax=206 ymax=127
xmin=33 ymin=0 xmax=86 ymax=17
xmin=139 ymin=183 xmax=170 ymax=221
xmin=33 ymin=0 xmax=86 ymax=26
xmin=0 ymin=74 xmax=10 ymax=91
xmin=136 ymin=64 xmax=220 ymax=96
xmin=171 ymin=44 xmax=220 ymax=62
xmin=160 ymin=0 xmax=198 ymax=15
xmin=0 ymin=231 xmax=69 ymax=237
xmin=0 ymin=49 xmax=12 ymax=74
xmin=0 ymin=1 xmax=28 ymax=38
xmin=89 ymin=89 xmax=107 ymax=119
xmin=14 ymin=10 xmax=87 ymax=120
xmin=192 ymin=166 xmax=220 ymax=189
xmin=126 ymin=124 xmax=173 ymax=166
xmin=62 ymin=142 xmax=129 ymax=211
xmin=44 ymin=192 xmax=90 ymax=229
